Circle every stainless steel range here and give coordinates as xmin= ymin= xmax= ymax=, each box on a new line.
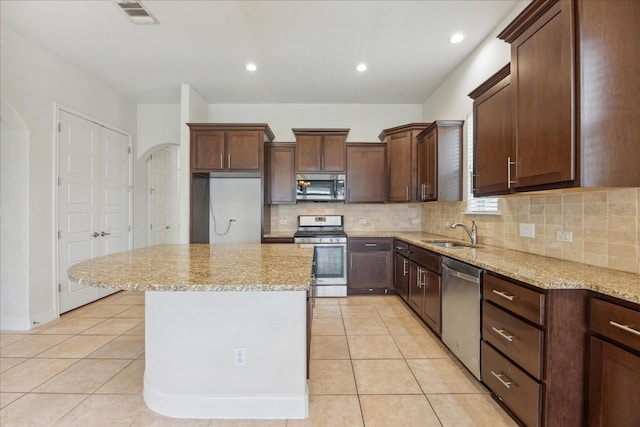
xmin=294 ymin=215 xmax=347 ymax=297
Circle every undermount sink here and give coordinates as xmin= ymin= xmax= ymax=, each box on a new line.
xmin=422 ymin=240 xmax=478 ymax=249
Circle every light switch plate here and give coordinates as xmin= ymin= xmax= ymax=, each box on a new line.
xmin=519 ymin=223 xmax=535 ymax=238
xmin=358 ymin=218 xmax=367 ymax=224
xmin=411 ymin=218 xmax=420 ymax=225
xmin=556 ymin=230 xmax=573 ymax=242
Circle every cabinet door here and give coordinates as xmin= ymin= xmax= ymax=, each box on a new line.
xmin=424 ymin=129 xmax=437 ymax=201
xmin=322 ymin=135 xmax=346 ymax=172
xmin=473 ymin=74 xmax=512 ymax=196
xmin=417 ymin=139 xmax=427 ymax=201
xmin=511 ymin=1 xmax=574 ymax=190
xmin=348 ymin=251 xmax=392 ymax=293
xmin=422 ymin=269 xmax=441 ymax=334
xmin=268 ymin=145 xmax=295 ymax=204
xmin=346 ymin=145 xmax=385 ymax=203
xmin=589 ymin=336 xmax=640 ymax=427
xmin=387 ymin=132 xmax=412 ymax=202
xmin=394 ymin=253 xmax=409 ymax=301
xmin=227 ymin=131 xmax=261 ymax=171
xmin=408 ymin=262 xmax=423 ymax=314
xmin=296 ymin=135 xmax=322 ymax=172
xmin=192 ymin=131 xmax=225 ymax=171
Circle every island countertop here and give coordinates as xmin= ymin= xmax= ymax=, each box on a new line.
xmin=67 ymin=243 xmax=314 ymax=292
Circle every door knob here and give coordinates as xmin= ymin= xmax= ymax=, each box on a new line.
xmin=93 ymin=232 xmax=100 ymax=238
xmin=100 ymin=231 xmax=111 ymax=236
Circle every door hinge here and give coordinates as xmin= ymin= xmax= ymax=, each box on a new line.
xmin=58 ymin=283 xmax=62 ymax=292
xmin=58 ymin=123 xmax=62 ymax=133
xmin=57 ymin=230 xmax=61 ymax=239
xmin=58 ymin=177 xmax=61 ymax=186
xmin=128 ymin=146 xmax=132 ymax=154
xmin=150 ymin=224 xmax=153 ymax=230
xmin=128 ymin=225 xmax=131 ymax=232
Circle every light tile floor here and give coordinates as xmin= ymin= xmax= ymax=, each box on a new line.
xmin=0 ymin=291 xmax=517 ymax=426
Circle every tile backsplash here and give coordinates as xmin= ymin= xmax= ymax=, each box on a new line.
xmin=270 ymin=188 xmax=639 ymax=274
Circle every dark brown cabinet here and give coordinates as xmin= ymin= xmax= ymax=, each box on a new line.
xmin=407 ymin=245 xmax=441 ymax=335
xmin=588 ymin=297 xmax=640 ymax=427
xmin=265 ymin=143 xmax=295 ymax=204
xmin=189 ymin=124 xmax=274 ymax=173
xmin=379 ymin=123 xmax=430 ymax=203
xmin=293 ymin=128 xmax=349 ymax=173
xmin=497 ymin=0 xmax=640 ymax=191
xmin=416 ymin=121 xmax=464 ymax=202
xmin=468 ymin=64 xmax=513 ymax=196
xmin=481 ymin=271 xmax=588 ymax=427
xmin=346 ymin=143 xmax=386 ymax=203
xmin=347 ymin=238 xmax=393 ymax=294
xmin=393 ymin=240 xmax=410 ymax=301
xmin=188 ymin=123 xmax=274 ymax=243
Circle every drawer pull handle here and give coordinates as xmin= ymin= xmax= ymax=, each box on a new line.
xmin=609 ymin=321 xmax=640 ymax=337
xmin=492 ymin=326 xmax=514 ymax=342
xmin=491 ymin=370 xmax=513 ymax=389
xmin=364 ymin=243 xmax=377 ymax=247
xmin=492 ymin=289 xmax=515 ymax=301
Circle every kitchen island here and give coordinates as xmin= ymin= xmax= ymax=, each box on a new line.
xmin=68 ymin=244 xmax=314 ymax=420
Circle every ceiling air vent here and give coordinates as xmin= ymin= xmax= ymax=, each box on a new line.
xmin=113 ymin=1 xmax=158 ymax=25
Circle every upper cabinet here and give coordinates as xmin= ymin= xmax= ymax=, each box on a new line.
xmin=379 ymin=123 xmax=430 ymax=203
xmin=416 ymin=121 xmax=464 ymax=202
xmin=495 ymin=0 xmax=640 ymax=192
xmin=468 ymin=64 xmax=513 ymax=197
xmin=265 ymin=143 xmax=296 ymax=204
xmin=346 ymin=143 xmax=386 ymax=203
xmin=293 ymin=128 xmax=349 ymax=173
xmin=188 ymin=123 xmax=275 ymax=174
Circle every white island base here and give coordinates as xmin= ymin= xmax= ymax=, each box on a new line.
xmin=143 ymin=290 xmax=309 ymax=419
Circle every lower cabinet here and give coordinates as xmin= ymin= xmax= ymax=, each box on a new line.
xmin=347 ymin=238 xmax=393 ymax=294
xmin=393 ymin=240 xmax=409 ymax=301
xmin=588 ymin=297 xmax=640 ymax=427
xmin=481 ymin=271 xmax=588 ymax=427
xmin=407 ymin=244 xmax=441 ymax=336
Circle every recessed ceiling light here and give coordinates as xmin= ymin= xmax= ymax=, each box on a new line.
xmin=449 ymin=33 xmax=464 ymax=44
xmin=246 ymin=63 xmax=257 ymax=72
xmin=356 ymin=63 xmax=367 ymax=72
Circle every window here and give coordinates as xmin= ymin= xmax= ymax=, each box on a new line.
xmin=466 ymin=114 xmax=499 ymax=213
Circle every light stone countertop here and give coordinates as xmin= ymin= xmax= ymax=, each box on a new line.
xmin=347 ymin=231 xmax=640 ymax=305
xmin=68 ymin=244 xmax=314 ymax=292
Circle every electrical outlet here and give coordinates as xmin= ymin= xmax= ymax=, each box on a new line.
xmin=411 ymin=218 xmax=420 ymax=225
xmin=279 ymin=218 xmax=288 ymax=225
xmin=444 ymin=221 xmax=450 ymax=227
xmin=556 ymin=230 xmax=573 ymax=242
xmin=358 ymin=218 xmax=367 ymax=224
xmin=519 ymin=223 xmax=535 ymax=238
xmin=234 ymin=348 xmax=246 ymax=366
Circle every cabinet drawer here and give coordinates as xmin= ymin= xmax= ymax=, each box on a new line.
xmin=590 ymin=298 xmax=640 ymax=353
xmin=409 ymin=245 xmax=441 ymax=274
xmin=483 ymin=272 xmax=544 ymax=325
xmin=483 ymin=301 xmax=544 ymax=379
xmin=482 ymin=341 xmax=541 ymax=427
xmin=349 ymin=238 xmax=392 ymax=252
xmin=394 ymin=239 xmax=409 ymax=254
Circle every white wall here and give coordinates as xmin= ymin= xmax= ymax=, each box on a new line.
xmin=208 ymin=104 xmax=423 ymax=142
xmin=137 ymin=104 xmax=181 ymax=159
xmin=0 ymin=25 xmax=137 ymax=328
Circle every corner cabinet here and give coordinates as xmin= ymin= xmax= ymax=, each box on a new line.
xmin=496 ymin=0 xmax=640 ymax=191
xmin=345 ymin=143 xmax=386 ymax=203
xmin=588 ymin=297 xmax=640 ymax=427
xmin=379 ymin=123 xmax=430 ymax=203
xmin=416 ymin=121 xmax=463 ymax=202
xmin=293 ymin=128 xmax=349 ymax=173
xmin=347 ymin=238 xmax=393 ymax=294
xmin=468 ymin=64 xmax=513 ymax=197
xmin=188 ymin=123 xmax=274 ymax=243
xmin=265 ymin=143 xmax=296 ymax=204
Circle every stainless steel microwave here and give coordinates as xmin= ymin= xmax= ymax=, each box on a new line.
xmin=296 ymin=174 xmax=345 ymax=201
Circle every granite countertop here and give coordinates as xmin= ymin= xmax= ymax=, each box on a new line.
xmin=68 ymin=244 xmax=314 ymax=292
xmin=348 ymin=231 xmax=640 ymax=305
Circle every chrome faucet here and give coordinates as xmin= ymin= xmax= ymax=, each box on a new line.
xmin=450 ymin=220 xmax=477 ymax=245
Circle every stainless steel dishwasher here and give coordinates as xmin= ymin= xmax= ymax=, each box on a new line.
xmin=441 ymin=256 xmax=483 ymax=380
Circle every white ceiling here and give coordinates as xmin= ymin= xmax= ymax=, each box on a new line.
xmin=0 ymin=0 xmax=524 ymax=104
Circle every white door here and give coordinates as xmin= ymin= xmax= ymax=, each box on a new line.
xmin=148 ymin=148 xmax=171 ymax=245
xmin=57 ymin=110 xmax=131 ymax=313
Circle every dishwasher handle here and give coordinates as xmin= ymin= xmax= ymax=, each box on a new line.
xmin=442 ymin=262 xmax=479 ymax=284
